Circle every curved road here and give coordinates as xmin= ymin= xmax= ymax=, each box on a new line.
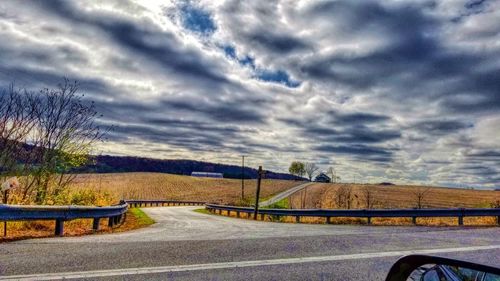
xmin=1 ymin=206 xmax=499 ymax=280
xmin=259 ymin=182 xmax=313 ymax=207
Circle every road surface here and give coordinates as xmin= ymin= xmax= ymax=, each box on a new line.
xmin=0 ymin=206 xmax=499 ymax=280
xmin=259 ymin=182 xmax=313 ymax=207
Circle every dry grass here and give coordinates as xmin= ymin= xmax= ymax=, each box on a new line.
xmin=289 ymin=183 xmax=500 ymax=209
xmin=69 ymin=172 xmax=300 ymax=205
xmin=286 ymin=183 xmax=500 ymax=226
xmin=0 ymin=208 xmax=154 ymax=242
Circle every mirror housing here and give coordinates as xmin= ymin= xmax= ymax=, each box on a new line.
xmin=385 ymin=255 xmax=500 ymax=281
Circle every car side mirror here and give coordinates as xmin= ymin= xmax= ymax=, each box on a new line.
xmin=386 ymin=255 xmax=500 ymax=281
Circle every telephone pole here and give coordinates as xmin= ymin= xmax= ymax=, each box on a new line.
xmin=241 ymin=155 xmax=245 ymax=200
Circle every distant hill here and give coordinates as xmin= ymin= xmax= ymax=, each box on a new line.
xmin=73 ymin=155 xmax=301 ymax=180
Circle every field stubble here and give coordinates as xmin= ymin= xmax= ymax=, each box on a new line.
xmin=285 ymin=183 xmax=500 ymax=226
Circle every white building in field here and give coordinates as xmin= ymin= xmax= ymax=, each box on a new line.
xmin=191 ymin=172 xmax=223 ymax=178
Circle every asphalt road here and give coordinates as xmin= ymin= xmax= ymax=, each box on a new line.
xmin=259 ymin=182 xmax=313 ymax=207
xmin=0 ymin=206 xmax=499 ymax=280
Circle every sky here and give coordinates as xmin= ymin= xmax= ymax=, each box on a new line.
xmin=0 ymin=0 xmax=499 ymax=188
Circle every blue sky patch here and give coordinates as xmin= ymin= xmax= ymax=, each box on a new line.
xmin=223 ymin=45 xmax=237 ymax=59
xmin=180 ymin=5 xmax=216 ymax=34
xmin=220 ymin=45 xmax=299 ymax=88
xmin=255 ymin=69 xmax=301 ymax=88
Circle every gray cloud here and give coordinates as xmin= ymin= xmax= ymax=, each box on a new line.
xmin=0 ymin=0 xmax=498 ymax=188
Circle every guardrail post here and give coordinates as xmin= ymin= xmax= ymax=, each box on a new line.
xmin=295 ymin=216 xmax=300 ymax=223
xmin=236 ymin=211 xmax=240 ymax=218
xmin=108 ymin=216 xmax=115 ymax=227
xmin=92 ymin=218 xmax=101 ymax=232
xmin=412 ymin=217 xmax=417 ymax=225
xmin=55 ymin=219 xmax=64 ymax=236
xmin=497 ymin=215 xmax=500 ymax=225
xmin=367 ymin=217 xmax=371 ymax=225
xmin=458 ymin=208 xmax=465 ymax=226
xmin=326 ymin=217 xmax=332 ymax=224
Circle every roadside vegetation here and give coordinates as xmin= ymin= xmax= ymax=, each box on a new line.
xmin=0 ymin=208 xmax=154 ymax=242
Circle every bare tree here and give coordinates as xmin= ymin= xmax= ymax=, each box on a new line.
xmin=327 ymin=166 xmax=341 ymax=183
xmin=412 ymin=187 xmax=431 ymax=209
xmin=327 ymin=167 xmax=335 ymax=182
xmin=0 ymin=85 xmax=39 ymax=177
xmin=29 ymin=80 xmax=106 ymax=203
xmin=0 ymin=80 xmax=108 ymax=204
xmin=304 ymin=162 xmax=319 ymax=181
xmin=334 ymin=185 xmax=354 ymax=209
xmin=361 ymin=186 xmax=376 ymax=209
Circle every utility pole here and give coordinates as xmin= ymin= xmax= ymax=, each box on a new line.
xmin=253 ymin=166 xmax=264 ymax=220
xmin=241 ymin=155 xmax=245 ymax=200
xmin=3 ymin=189 xmax=7 ymax=236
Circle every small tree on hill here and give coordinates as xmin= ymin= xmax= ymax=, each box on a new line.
xmin=289 ymin=161 xmax=305 ymax=180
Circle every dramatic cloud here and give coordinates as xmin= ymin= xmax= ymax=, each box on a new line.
xmin=0 ymin=0 xmax=498 ymax=188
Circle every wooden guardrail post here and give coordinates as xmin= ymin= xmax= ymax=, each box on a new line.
xmin=295 ymin=216 xmax=300 ymax=223
xmin=367 ymin=217 xmax=371 ymax=225
xmin=458 ymin=208 xmax=464 ymax=226
xmin=55 ymin=219 xmax=64 ymax=236
xmin=326 ymin=217 xmax=332 ymax=224
xmin=253 ymin=166 xmax=263 ymax=220
xmin=108 ymin=216 xmax=115 ymax=227
xmin=412 ymin=217 xmax=417 ymax=224
xmin=92 ymin=218 xmax=101 ymax=231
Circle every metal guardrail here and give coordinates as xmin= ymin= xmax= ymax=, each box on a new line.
xmin=0 ymin=200 xmax=205 ymax=237
xmin=126 ymin=200 xmax=205 ymax=208
xmin=0 ymin=201 xmax=128 ymax=236
xmin=205 ymin=204 xmax=500 ymax=225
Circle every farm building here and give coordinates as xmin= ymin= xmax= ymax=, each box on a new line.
xmin=191 ymin=172 xmax=223 ymax=178
xmin=314 ymin=173 xmax=331 ymax=183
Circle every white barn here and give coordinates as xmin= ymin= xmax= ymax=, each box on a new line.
xmin=191 ymin=172 xmax=223 ymax=178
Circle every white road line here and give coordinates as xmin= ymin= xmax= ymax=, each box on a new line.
xmin=2 ymin=245 xmax=499 ymax=280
